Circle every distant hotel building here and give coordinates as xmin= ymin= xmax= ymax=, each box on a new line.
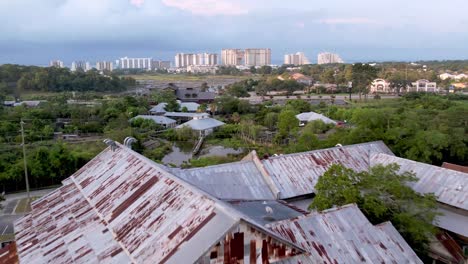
xmin=221 ymin=48 xmax=271 ymax=66
xmin=244 ymin=48 xmax=271 ymax=66
xmin=410 ymin=79 xmax=438 ymax=93
xmin=221 ymin=49 xmax=245 ymax=66
xmin=317 ymin=52 xmax=344 ymax=65
xmin=96 ymin=61 xmax=113 ymax=72
xmin=284 ymin=52 xmax=310 ymax=65
xmin=119 ymin=57 xmax=152 ymax=70
xmin=49 ymin=60 xmax=64 ymax=68
xmin=71 ymin=61 xmax=91 ymax=72
xmin=152 ymin=60 xmax=171 ymax=70
xmin=174 ymin=53 xmax=217 ymax=68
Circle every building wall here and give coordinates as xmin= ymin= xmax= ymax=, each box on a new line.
xmin=96 ymin=61 xmax=113 ymax=72
xmin=284 ymin=52 xmax=309 ymax=65
xmin=175 ymin=53 xmax=218 ymax=68
xmin=49 ymin=60 xmax=64 ymax=68
xmin=317 ymin=52 xmax=344 ymax=64
xmin=244 ymin=48 xmax=271 ymax=66
xmin=119 ymin=57 xmax=151 ymax=70
xmin=221 ymin=49 xmax=245 ymax=66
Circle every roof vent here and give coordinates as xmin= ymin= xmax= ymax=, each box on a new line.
xmin=123 ymin=137 xmax=137 ymax=149
xmin=265 ymin=206 xmax=273 ymax=214
xmin=103 ymin=139 xmax=118 ymax=151
xmin=336 ymin=143 xmax=343 ymax=147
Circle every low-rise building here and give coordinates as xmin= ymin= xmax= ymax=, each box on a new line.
xmin=410 ymin=79 xmax=438 ymax=92
xmin=130 ymin=115 xmax=177 ymax=128
xmin=296 ymin=111 xmax=336 ymax=126
xmin=370 ymin=78 xmax=392 ymax=93
xmin=439 ymin=73 xmax=468 ymax=80
xmin=175 ymin=88 xmax=216 ymax=103
xmin=176 ymin=115 xmax=225 ymax=136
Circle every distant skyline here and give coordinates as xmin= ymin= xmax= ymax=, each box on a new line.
xmin=1 ymin=0 xmax=468 ymax=65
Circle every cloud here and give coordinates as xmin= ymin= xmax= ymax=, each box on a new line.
xmin=130 ymin=0 xmax=145 ymax=7
xmin=318 ymin=17 xmax=376 ymax=25
xmin=161 ymin=0 xmax=248 ymax=16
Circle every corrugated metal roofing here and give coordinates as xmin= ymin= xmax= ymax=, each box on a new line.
xmin=435 ymin=206 xmax=468 ymax=238
xmin=171 ymin=161 xmax=275 ymax=200
xmin=370 ymin=153 xmax=468 ymax=211
xmin=164 ymin=112 xmax=209 ymax=118
xmin=261 ymin=141 xmax=394 ymax=199
xmin=14 ymin=143 xmax=305 ymax=263
xmin=296 ymin=112 xmax=336 ymax=125
xmin=131 ymin=115 xmax=177 ymax=125
xmin=149 ymin=103 xmax=167 ymax=114
xmin=267 ymin=204 xmax=423 ymax=264
xmin=0 ymin=243 xmax=19 ymax=264
xmin=176 ymin=118 xmax=225 ymax=131
xmin=228 ymin=200 xmax=306 ymax=226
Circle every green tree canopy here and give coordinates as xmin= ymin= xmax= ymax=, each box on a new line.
xmin=310 ymin=163 xmax=438 ymax=258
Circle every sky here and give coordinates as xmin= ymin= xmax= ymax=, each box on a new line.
xmin=1 ymin=0 xmax=468 ymax=66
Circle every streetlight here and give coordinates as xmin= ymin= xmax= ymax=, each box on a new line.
xmin=20 ymin=119 xmax=30 ymax=200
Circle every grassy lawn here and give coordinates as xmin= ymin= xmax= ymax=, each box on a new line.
xmin=14 ymin=197 xmax=40 ymax=214
xmin=0 ymin=234 xmax=15 ymax=243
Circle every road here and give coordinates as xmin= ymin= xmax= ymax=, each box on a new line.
xmin=0 ymin=188 xmax=57 ymax=242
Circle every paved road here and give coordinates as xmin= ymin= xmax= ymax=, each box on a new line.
xmin=0 ymin=188 xmax=57 ymax=242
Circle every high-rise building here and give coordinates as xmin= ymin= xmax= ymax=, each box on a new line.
xmin=151 ymin=60 xmax=172 ymax=70
xmin=119 ymin=57 xmax=152 ymax=70
xmin=221 ymin=49 xmax=245 ymax=66
xmin=284 ymin=52 xmax=310 ymax=65
xmin=174 ymin=53 xmax=217 ymax=68
xmin=317 ymin=52 xmax=344 ymax=65
xmin=244 ymin=48 xmax=271 ymax=66
xmin=222 ymin=49 xmax=271 ymax=66
xmin=71 ymin=61 xmax=91 ymax=72
xmin=49 ymin=60 xmax=64 ymax=68
xmin=96 ymin=61 xmax=113 ymax=72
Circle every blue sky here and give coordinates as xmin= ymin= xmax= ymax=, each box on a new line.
xmin=1 ymin=0 xmax=468 ymax=65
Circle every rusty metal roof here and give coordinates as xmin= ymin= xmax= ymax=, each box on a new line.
xmin=442 ymin=162 xmax=468 ymax=173
xmin=370 ymin=153 xmax=468 ymax=211
xmin=267 ymin=204 xmax=423 ymax=264
xmin=260 ymin=141 xmax=394 ymax=199
xmin=0 ymin=243 xmax=19 ymax=264
xmin=171 ymin=161 xmax=275 ymax=200
xmin=14 ymin=143 xmax=305 ymax=263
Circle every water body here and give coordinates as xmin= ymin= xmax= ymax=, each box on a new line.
xmin=162 ymin=142 xmax=244 ymax=166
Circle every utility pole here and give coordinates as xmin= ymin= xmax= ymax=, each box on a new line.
xmin=20 ymin=119 xmax=30 ymax=200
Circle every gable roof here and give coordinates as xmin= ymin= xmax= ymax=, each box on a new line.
xmin=268 ymin=204 xmax=422 ymax=264
xmin=295 ymin=112 xmax=336 ymax=125
xmin=171 ymin=160 xmax=275 ymax=200
xmin=131 ymin=115 xmax=177 ymax=125
xmin=176 ymin=118 xmax=225 ymax=131
xmin=370 ymin=153 xmax=468 ymax=211
xmin=260 ymin=141 xmax=394 ymax=199
xmin=14 ymin=143 xmax=303 ymax=263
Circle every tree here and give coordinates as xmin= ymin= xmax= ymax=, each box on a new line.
xmin=351 ymin=63 xmax=378 ymax=100
xmin=320 ymin=69 xmax=335 ymax=84
xmin=310 ymin=163 xmax=438 ymax=258
xmin=200 ymin=82 xmax=209 ymax=92
xmin=263 ymin=112 xmax=278 ymax=130
xmin=277 ymin=109 xmax=299 ymax=139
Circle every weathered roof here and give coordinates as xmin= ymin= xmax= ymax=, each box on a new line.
xmin=171 ymin=161 xmax=275 ymax=200
xmin=260 ymin=141 xmax=394 ymax=199
xmin=268 ymin=204 xmax=423 ymax=264
xmin=179 ymin=102 xmax=200 ymax=112
xmin=436 ymin=205 xmax=468 ymax=237
xmin=14 ymin=143 xmax=304 ymax=263
xmin=228 ymin=200 xmax=306 ymax=226
xmin=176 ymin=88 xmax=215 ymax=101
xmin=149 ymin=103 xmax=167 ymax=113
xmin=164 ymin=112 xmax=209 ymax=118
xmin=131 ymin=115 xmax=177 ymax=125
xmin=370 ymin=153 xmax=468 ymax=211
xmin=442 ymin=162 xmax=468 ymax=173
xmin=295 ymin=112 xmax=336 ymax=124
xmin=0 ymin=243 xmax=19 ymax=264
xmin=176 ymin=118 xmax=225 ymax=131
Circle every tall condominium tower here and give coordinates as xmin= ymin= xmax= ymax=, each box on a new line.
xmin=119 ymin=57 xmax=152 ymax=70
xmin=49 ymin=60 xmax=64 ymax=68
xmin=71 ymin=61 xmax=91 ymax=72
xmin=244 ymin=48 xmax=271 ymax=66
xmin=221 ymin=49 xmax=245 ymax=66
xmin=96 ymin=61 xmax=114 ymax=72
xmin=174 ymin=53 xmax=217 ymax=68
xmin=284 ymin=52 xmax=310 ymax=65
xmin=317 ymin=52 xmax=344 ymax=65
